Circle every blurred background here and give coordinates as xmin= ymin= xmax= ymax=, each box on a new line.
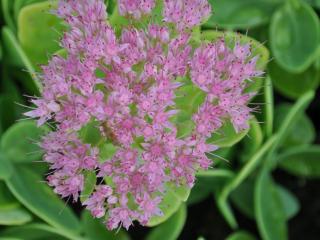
xmin=0 ymin=0 xmax=319 ymax=240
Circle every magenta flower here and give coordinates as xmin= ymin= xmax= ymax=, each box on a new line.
xmin=25 ymin=0 xmax=262 ymax=230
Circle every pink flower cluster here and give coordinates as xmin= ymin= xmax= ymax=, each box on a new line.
xmin=25 ymin=0 xmax=262 ymax=230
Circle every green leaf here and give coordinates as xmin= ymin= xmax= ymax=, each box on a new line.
xmin=99 ymin=143 xmax=118 ymax=162
xmin=206 ymin=0 xmax=282 ymax=29
xmin=147 ymin=184 xmax=190 ymax=227
xmin=80 ymin=171 xmax=97 ymax=203
xmin=255 ymin=171 xmax=287 ymax=240
xmin=208 ymin=120 xmax=250 ymax=148
xmin=14 ymin=1 xmax=46 ymax=22
xmin=231 ymin=178 xmax=299 ymax=220
xmin=0 ymin=223 xmax=72 ymax=240
xmin=0 ymin=182 xmax=16 ymax=206
xmin=277 ymin=185 xmax=300 ymax=219
xmin=81 ymin=211 xmax=130 ymax=240
xmin=18 ymin=1 xmax=64 ymax=66
xmin=230 ymin=178 xmax=255 ymax=219
xmin=0 ymin=205 xmax=32 ymax=226
xmin=269 ymin=61 xmax=320 ymax=99
xmin=1 ymin=121 xmax=50 ymax=163
xmin=174 ymin=84 xmax=205 ymax=138
xmin=274 ymin=103 xmax=315 ymax=148
xmin=5 ymin=167 xmax=81 ymax=240
xmin=1 ymin=0 xmax=16 ymax=31
xmin=278 ymin=145 xmax=320 ymax=178
xmin=270 ymin=1 xmax=320 ymax=73
xmin=0 ymin=153 xmax=14 ymax=181
xmin=305 ymin=0 xmax=320 ymax=8
xmin=79 ymin=121 xmax=102 ymax=146
xmin=146 ymin=205 xmax=187 ymax=240
xmin=226 ymin=231 xmax=256 ymax=240
xmin=1 ymin=27 xmax=41 ymax=91
xmin=0 ymin=95 xmax=19 ymax=134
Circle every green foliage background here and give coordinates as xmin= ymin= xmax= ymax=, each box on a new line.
xmin=0 ymin=0 xmax=319 ymax=239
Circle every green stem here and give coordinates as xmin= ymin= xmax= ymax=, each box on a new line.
xmin=264 ymin=77 xmax=274 ymax=138
xmin=219 ymin=135 xmax=278 ymax=201
xmin=264 ymin=91 xmax=315 ymax=168
xmin=217 ymin=134 xmax=278 ymax=228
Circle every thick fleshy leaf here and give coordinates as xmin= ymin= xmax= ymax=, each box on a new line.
xmin=147 ymin=184 xmax=190 ymax=227
xmin=0 ymin=182 xmax=16 ymax=206
xmin=14 ymin=0 xmax=46 ymax=21
xmin=0 ymin=223 xmax=72 ymax=240
xmin=231 ymin=178 xmax=299 ymax=220
xmin=5 ymin=167 xmax=81 ymax=239
xmin=270 ymin=1 xmax=320 ymax=73
xmin=305 ymin=0 xmax=320 ymax=8
xmin=206 ymin=0 xmax=282 ymax=29
xmin=209 ymin=147 xmax=235 ymax=167
xmin=173 ymin=84 xmax=205 ymax=138
xmin=18 ymin=1 xmax=64 ymax=66
xmin=208 ymin=120 xmax=249 ymax=148
xmin=0 ymin=205 xmax=32 ymax=226
xmin=1 ymin=121 xmax=50 ymax=163
xmin=1 ymin=27 xmax=41 ymax=90
xmin=255 ymin=171 xmax=287 ymax=240
xmin=277 ymin=185 xmax=300 ymax=219
xmin=79 ymin=121 xmax=103 ymax=146
xmin=0 ymin=95 xmax=19 ymax=134
xmin=0 ymin=153 xmax=14 ymax=180
xmin=1 ymin=0 xmax=16 ymax=31
xmin=146 ymin=205 xmax=187 ymax=240
xmin=81 ymin=211 xmax=130 ymax=240
xmin=274 ymin=104 xmax=315 ymax=148
xmin=269 ymin=61 xmax=320 ymax=99
xmin=80 ymin=171 xmax=97 ymax=203
xmin=230 ymin=178 xmax=255 ymax=219
xmin=226 ymin=231 xmax=256 ymax=240
xmin=278 ymin=145 xmax=320 ymax=178
xmin=0 ymin=101 xmax=23 ymax=135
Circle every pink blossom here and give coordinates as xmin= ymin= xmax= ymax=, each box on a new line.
xmin=118 ymin=0 xmax=156 ymax=19
xmin=163 ymin=0 xmax=211 ymax=31
xmin=26 ymin=0 xmax=262 ymax=231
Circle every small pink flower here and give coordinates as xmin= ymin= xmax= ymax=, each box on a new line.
xmin=27 ymin=0 xmax=262 ymax=231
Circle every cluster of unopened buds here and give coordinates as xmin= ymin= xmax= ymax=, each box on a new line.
xmin=25 ymin=0 xmax=262 ymax=230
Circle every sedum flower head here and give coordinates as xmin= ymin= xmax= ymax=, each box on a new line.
xmin=25 ymin=0 xmax=262 ymax=230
